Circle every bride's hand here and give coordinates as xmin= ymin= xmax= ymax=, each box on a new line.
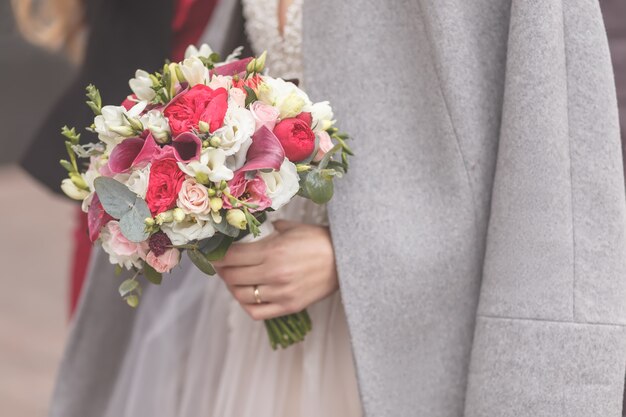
xmin=212 ymin=220 xmax=339 ymax=321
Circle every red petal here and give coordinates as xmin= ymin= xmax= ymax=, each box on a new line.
xmin=87 ymin=194 xmax=113 ymax=242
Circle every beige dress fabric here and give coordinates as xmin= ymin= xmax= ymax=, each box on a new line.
xmin=100 ymin=1 xmax=362 ymax=416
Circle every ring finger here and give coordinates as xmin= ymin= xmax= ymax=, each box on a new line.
xmin=229 ymin=284 xmax=284 ymax=305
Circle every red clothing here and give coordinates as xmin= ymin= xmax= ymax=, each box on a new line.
xmin=69 ymin=0 xmax=218 ymax=316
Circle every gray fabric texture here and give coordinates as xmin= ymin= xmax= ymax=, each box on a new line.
xmin=49 ymin=0 xmax=626 ymax=416
xmin=303 ymin=0 xmax=626 ymax=416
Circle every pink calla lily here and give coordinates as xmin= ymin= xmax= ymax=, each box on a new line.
xmin=211 ymin=57 xmax=253 ymax=77
xmin=87 ymin=194 xmax=113 ymax=242
xmin=239 ymin=126 xmax=285 ymax=172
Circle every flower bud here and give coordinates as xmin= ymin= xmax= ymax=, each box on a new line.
xmin=109 ymin=125 xmax=135 ymax=137
xmin=195 ymin=172 xmax=210 ymax=185
xmin=127 ymin=117 xmax=144 ymax=132
xmin=155 ymin=210 xmax=174 ymax=225
xmin=172 ymin=207 xmax=186 ymax=222
xmin=198 ymin=120 xmax=210 ymax=133
xmin=207 ymin=188 xmax=216 ymax=197
xmin=144 ymin=217 xmax=156 ymax=227
xmin=209 ymin=197 xmax=223 ymax=212
xmin=255 ymin=51 xmax=267 ymax=73
xmin=226 ymin=209 xmax=247 ymax=230
xmin=209 ymin=136 xmax=221 ymax=147
xmin=61 ymin=178 xmax=89 ymax=200
xmin=174 ymin=64 xmax=186 ymax=83
xmin=152 ymin=131 xmax=170 ymax=145
xmin=219 ymin=180 xmax=228 ymax=190
xmin=246 ymin=58 xmax=257 ymax=74
xmin=296 ymin=164 xmax=311 ymax=172
xmin=69 ymin=172 xmax=88 ymax=190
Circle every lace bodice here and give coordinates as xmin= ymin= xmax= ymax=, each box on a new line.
xmin=241 ymin=0 xmax=327 ymax=225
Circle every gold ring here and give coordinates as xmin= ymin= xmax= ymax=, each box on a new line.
xmin=253 ymin=285 xmax=262 ymax=304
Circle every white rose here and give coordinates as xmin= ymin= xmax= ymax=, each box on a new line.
xmin=177 ymin=178 xmax=210 ymax=215
xmin=309 ymin=101 xmax=335 ymax=131
xmin=184 ymin=43 xmax=213 ymax=59
xmin=129 ymin=69 xmax=156 ymax=101
xmin=161 ymin=220 xmax=215 ymax=246
xmin=212 ymin=106 xmax=255 ymax=156
xmin=94 ymin=101 xmax=147 ymax=148
xmin=180 ymin=56 xmax=209 ymax=87
xmin=178 ymin=148 xmax=234 ymax=184
xmin=259 ymin=158 xmax=300 ymax=210
xmin=257 ymin=77 xmax=312 ymax=119
xmin=140 ymin=110 xmax=170 ymax=142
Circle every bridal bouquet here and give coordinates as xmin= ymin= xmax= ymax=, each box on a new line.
xmin=58 ymin=44 xmax=352 ymax=349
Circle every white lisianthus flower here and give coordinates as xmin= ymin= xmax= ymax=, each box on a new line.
xmin=308 ymin=101 xmax=335 ymax=131
xmin=259 ymin=158 xmax=300 ymax=210
xmin=257 ymin=77 xmax=313 ymax=119
xmin=213 ymin=106 xmax=255 ymax=157
xmin=61 ymin=178 xmax=89 ymax=200
xmin=180 ymin=56 xmax=209 ymax=87
xmin=184 ymin=43 xmax=213 ymax=59
xmin=125 ymin=165 xmax=151 ymax=198
xmin=94 ymin=101 xmax=147 ymax=148
xmin=207 ymin=74 xmax=232 ymax=90
xmin=129 ymin=69 xmax=156 ymax=101
xmin=161 ymin=220 xmax=216 ymax=246
xmin=140 ymin=110 xmax=170 ymax=143
xmin=178 ymin=148 xmax=234 ymax=184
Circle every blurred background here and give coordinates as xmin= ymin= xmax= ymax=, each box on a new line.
xmin=0 ymin=0 xmax=75 ymax=415
xmin=0 ymin=0 xmax=624 ymax=416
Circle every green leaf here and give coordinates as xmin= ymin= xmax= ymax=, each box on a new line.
xmin=244 ymin=85 xmax=258 ymax=108
xmin=114 ymin=264 xmax=124 ymax=276
xmin=119 ymin=279 xmax=139 ymax=297
xmin=85 ymin=84 xmax=102 ymax=116
xmin=213 ymin=217 xmax=241 ymax=237
xmin=143 ymin=263 xmax=163 ymax=285
xmin=318 ymin=143 xmax=342 ymax=169
xmin=125 ymin=295 xmax=139 ymax=308
xmin=187 ymin=249 xmax=216 ymax=276
xmin=197 ymin=234 xmax=226 ymax=254
xmin=94 ymin=177 xmax=151 ymax=242
xmin=304 ymin=170 xmax=334 ymax=204
xmin=204 ymin=236 xmax=234 ymax=261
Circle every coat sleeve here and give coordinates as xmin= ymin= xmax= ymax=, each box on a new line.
xmin=464 ymin=1 xmax=626 ymax=416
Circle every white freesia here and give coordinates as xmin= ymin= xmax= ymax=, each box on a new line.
xmin=224 ymin=46 xmax=243 ymax=62
xmin=61 ymin=178 xmax=89 ymax=200
xmin=178 ymin=148 xmax=234 ymax=183
xmin=257 ymin=76 xmax=312 ymax=119
xmin=207 ymin=75 xmax=232 ymax=90
xmin=94 ymin=101 xmax=147 ymax=148
xmin=259 ymin=158 xmax=300 ymax=210
xmin=179 ymin=56 xmax=209 ymax=87
xmin=140 ymin=110 xmax=170 ymax=142
xmin=161 ymin=220 xmax=216 ymax=246
xmin=184 ymin=43 xmax=213 ymax=59
xmin=129 ymin=69 xmax=156 ymax=101
xmin=213 ymin=106 xmax=255 ymax=157
xmin=309 ymin=101 xmax=335 ymax=131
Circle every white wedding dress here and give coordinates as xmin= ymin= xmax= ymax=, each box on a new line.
xmin=101 ymin=1 xmax=362 ymax=416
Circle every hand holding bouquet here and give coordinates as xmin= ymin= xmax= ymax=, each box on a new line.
xmin=59 ymin=44 xmax=352 ymax=349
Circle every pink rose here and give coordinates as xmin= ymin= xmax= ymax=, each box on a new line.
xmin=177 ymin=178 xmax=210 ymax=215
xmin=250 ymin=101 xmax=280 ymax=132
xmin=313 ymin=130 xmax=334 ymax=162
xmin=229 ymin=88 xmax=247 ymax=108
xmin=223 ymin=170 xmax=271 ymax=212
xmin=146 ymin=247 xmax=180 ymax=273
xmin=100 ymin=221 xmax=145 ymax=269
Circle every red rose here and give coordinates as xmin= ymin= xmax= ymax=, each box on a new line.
xmin=273 ymin=118 xmax=316 ymax=162
xmin=295 ymin=112 xmax=312 ymax=127
xmin=145 ymin=158 xmax=186 ymax=215
xmin=164 ymin=85 xmax=228 ymax=136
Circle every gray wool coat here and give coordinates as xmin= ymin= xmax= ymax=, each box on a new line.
xmin=50 ymin=1 xmax=626 ymax=417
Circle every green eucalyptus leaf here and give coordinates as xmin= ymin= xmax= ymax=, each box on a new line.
xmin=213 ymin=218 xmax=241 ymax=237
xmin=94 ymin=177 xmax=151 ymax=242
xmin=143 ymin=263 xmax=163 ymax=285
xmin=119 ymin=279 xmax=139 ymax=297
xmin=197 ymin=234 xmax=226 ymax=254
xmin=205 ymin=236 xmax=234 ymax=261
xmin=304 ymin=170 xmax=334 ymax=204
xmin=188 ymin=249 xmax=217 ymax=276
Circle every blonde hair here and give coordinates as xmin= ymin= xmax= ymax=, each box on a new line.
xmin=11 ymin=0 xmax=86 ymax=62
